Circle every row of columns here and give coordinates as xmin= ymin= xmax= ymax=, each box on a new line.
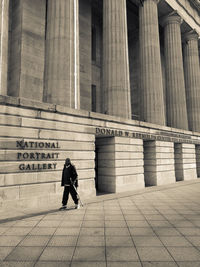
xmin=102 ymin=0 xmax=200 ymax=132
xmin=0 ymin=0 xmax=199 ymax=132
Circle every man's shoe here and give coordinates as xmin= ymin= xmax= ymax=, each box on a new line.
xmin=75 ymin=204 xmax=80 ymax=209
xmin=59 ymin=205 xmax=67 ymax=210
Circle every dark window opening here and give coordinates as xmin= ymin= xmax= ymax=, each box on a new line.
xmin=92 ymin=26 xmax=96 ymax=61
xmin=92 ymin=84 xmax=96 ymax=112
xmin=45 ymin=0 xmax=48 ymax=40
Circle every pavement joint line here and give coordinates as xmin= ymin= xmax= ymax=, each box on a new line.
xmin=69 ymin=205 xmax=87 ymax=265
xmin=0 ymin=179 xmax=200 ymax=224
xmin=32 ymin=212 xmax=65 ymax=266
xmin=117 ymin=197 xmax=143 ymax=264
xmin=103 ymin=201 xmax=107 ymax=267
xmin=129 ymin=193 xmax=180 ymax=266
xmin=3 ymin=214 xmax=44 ymax=262
xmin=144 ymin=200 xmax=183 ymax=266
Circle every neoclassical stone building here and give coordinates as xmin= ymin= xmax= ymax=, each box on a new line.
xmin=0 ymin=0 xmax=200 ymax=208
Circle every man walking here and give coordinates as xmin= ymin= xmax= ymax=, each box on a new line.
xmin=60 ymin=158 xmax=79 ymax=210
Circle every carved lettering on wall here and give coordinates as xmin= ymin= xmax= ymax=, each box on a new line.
xmin=16 ymin=140 xmax=60 ymax=171
xmin=95 ymin=127 xmax=200 ymax=144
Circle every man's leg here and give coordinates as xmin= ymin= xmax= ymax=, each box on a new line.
xmin=61 ymin=186 xmax=70 ymax=207
xmin=69 ymin=185 xmax=79 ymax=205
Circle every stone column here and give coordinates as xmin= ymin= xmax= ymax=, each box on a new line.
xmin=8 ymin=0 xmax=46 ymax=101
xmin=102 ymin=0 xmax=131 ymax=119
xmin=139 ymin=0 xmax=165 ymax=125
xmin=0 ymin=0 xmax=9 ymax=95
xmin=183 ymin=30 xmax=200 ymax=132
xmin=162 ymin=12 xmax=188 ymax=130
xmin=44 ymin=0 xmax=80 ymax=109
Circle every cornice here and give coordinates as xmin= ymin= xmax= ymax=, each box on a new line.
xmin=138 ymin=0 xmax=160 ymax=6
xmin=189 ymin=0 xmax=200 ymax=12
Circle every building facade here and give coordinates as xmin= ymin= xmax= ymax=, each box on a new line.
xmin=0 ymin=0 xmax=200 ymax=208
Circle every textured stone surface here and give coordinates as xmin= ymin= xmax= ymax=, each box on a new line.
xmin=8 ymin=0 xmax=46 ymax=101
xmin=163 ymin=12 xmax=188 ymax=130
xmin=139 ymin=0 xmax=165 ymax=125
xmin=102 ymin=0 xmax=131 ymax=119
xmin=0 ymin=0 xmax=9 ymax=95
xmin=1 ymin=101 xmax=200 ymax=207
xmin=96 ymin=137 xmax=144 ymax=193
xmin=144 ymin=141 xmax=176 ymax=186
xmin=174 ymin=143 xmax=197 ymax=181
xmin=183 ymin=30 xmax=200 ymax=132
xmin=1 ymin=181 xmax=200 ymax=265
xmin=44 ymin=0 xmax=80 ymax=108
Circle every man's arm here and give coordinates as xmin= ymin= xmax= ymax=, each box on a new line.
xmin=71 ymin=165 xmax=78 ymax=187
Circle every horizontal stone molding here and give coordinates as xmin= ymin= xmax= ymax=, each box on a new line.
xmin=0 ymin=138 xmax=94 ymax=151
xmin=39 ymin=129 xmax=95 ymax=142
xmin=0 ymin=169 xmax=95 ymax=187
xmin=97 ymin=144 xmax=143 ymax=153
xmin=98 ymin=166 xmax=144 ymax=176
xmin=0 ymin=160 xmax=95 ymax=174
xmin=98 ymin=159 xmax=143 ymax=168
xmin=97 ymin=152 xmax=144 ymax=160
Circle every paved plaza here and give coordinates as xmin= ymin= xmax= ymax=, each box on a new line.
xmin=0 ymin=180 xmax=200 ymax=267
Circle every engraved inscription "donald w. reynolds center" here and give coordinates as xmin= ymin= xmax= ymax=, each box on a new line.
xmin=16 ymin=140 xmax=60 ymax=171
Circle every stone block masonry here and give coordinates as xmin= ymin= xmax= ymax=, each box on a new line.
xmin=144 ymin=141 xmax=176 ymax=186
xmin=97 ymin=137 xmax=144 ymax=193
xmin=0 ymin=104 xmax=95 ymax=209
xmin=174 ymin=143 xmax=197 ymax=181
xmin=0 ymin=97 xmax=200 ymax=209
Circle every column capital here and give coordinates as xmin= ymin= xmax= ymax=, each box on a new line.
xmin=184 ymin=29 xmax=199 ymax=42
xmin=139 ymin=0 xmax=160 ymax=6
xmin=161 ymin=11 xmax=183 ymax=27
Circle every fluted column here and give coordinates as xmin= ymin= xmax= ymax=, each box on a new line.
xmin=102 ymin=0 xmax=131 ymax=119
xmin=183 ymin=30 xmax=200 ymax=132
xmin=44 ymin=0 xmax=80 ymax=109
xmin=0 ymin=0 xmax=9 ymax=95
xmin=139 ymin=0 xmax=165 ymax=125
xmin=162 ymin=12 xmax=188 ymax=130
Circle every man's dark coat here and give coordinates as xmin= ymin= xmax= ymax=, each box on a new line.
xmin=61 ymin=164 xmax=78 ymax=187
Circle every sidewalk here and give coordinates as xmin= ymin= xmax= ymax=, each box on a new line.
xmin=0 ymin=180 xmax=200 ymax=267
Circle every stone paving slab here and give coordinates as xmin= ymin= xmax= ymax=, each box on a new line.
xmin=0 ymin=180 xmax=200 ymax=266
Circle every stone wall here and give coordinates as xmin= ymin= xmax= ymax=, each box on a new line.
xmin=144 ymin=141 xmax=176 ymax=186
xmin=97 ymin=137 xmax=144 ymax=193
xmin=0 ymin=96 xmax=200 ymax=208
xmin=174 ymin=143 xmax=197 ymax=181
xmin=0 ymin=100 xmax=96 ymax=209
